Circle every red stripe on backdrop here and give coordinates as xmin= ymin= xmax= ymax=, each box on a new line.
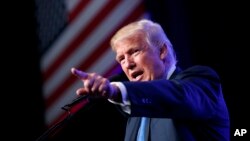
xmin=45 ymin=3 xmax=144 ymax=109
xmin=68 ymin=0 xmax=91 ymax=23
xmin=43 ymin=0 xmax=121 ymax=83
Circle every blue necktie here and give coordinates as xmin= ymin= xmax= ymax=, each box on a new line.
xmin=137 ymin=117 xmax=150 ymax=141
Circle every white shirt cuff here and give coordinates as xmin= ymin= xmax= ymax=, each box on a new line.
xmin=108 ymin=82 xmax=131 ymax=114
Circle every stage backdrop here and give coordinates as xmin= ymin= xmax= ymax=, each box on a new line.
xmin=36 ymin=0 xmax=146 ymax=127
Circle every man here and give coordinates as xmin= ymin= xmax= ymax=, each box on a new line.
xmin=71 ymin=19 xmax=230 ymax=141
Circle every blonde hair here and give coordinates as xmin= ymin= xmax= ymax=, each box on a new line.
xmin=110 ymin=19 xmax=177 ymax=66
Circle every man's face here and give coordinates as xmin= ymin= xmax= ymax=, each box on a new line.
xmin=114 ymin=36 xmax=166 ymax=81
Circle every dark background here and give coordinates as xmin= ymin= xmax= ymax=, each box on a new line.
xmin=3 ymin=0 xmax=248 ymax=141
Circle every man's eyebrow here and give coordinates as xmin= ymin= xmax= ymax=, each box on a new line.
xmin=116 ymin=54 xmax=123 ymax=61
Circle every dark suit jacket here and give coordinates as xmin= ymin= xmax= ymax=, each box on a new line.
xmin=119 ymin=65 xmax=229 ymax=141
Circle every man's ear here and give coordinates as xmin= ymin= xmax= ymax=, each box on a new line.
xmin=160 ymin=43 xmax=168 ymax=60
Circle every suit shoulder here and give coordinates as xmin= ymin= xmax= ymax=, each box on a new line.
xmin=180 ymin=65 xmax=220 ymax=79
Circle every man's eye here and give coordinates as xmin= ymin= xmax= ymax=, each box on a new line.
xmin=133 ymin=49 xmax=140 ymax=55
xmin=119 ymin=57 xmax=124 ymax=63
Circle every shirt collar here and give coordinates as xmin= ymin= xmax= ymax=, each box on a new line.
xmin=166 ymin=65 xmax=176 ymax=80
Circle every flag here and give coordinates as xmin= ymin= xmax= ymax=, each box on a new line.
xmin=37 ymin=0 xmax=146 ymax=127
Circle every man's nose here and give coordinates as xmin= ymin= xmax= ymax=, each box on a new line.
xmin=124 ymin=57 xmax=135 ymax=69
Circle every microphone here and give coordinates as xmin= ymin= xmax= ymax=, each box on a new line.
xmin=61 ymin=95 xmax=90 ymax=110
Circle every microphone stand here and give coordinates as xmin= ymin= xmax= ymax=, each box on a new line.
xmin=35 ymin=95 xmax=91 ymax=141
xmin=35 ymin=111 xmax=72 ymax=141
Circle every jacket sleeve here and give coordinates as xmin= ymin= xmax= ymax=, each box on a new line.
xmin=123 ymin=66 xmax=229 ymax=120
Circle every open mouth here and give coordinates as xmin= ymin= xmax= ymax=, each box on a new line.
xmin=131 ymin=71 xmax=143 ymax=81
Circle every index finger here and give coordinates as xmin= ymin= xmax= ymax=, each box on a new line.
xmin=71 ymin=68 xmax=88 ymax=79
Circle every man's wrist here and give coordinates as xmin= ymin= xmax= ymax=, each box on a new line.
xmin=109 ymin=84 xmax=122 ymax=102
